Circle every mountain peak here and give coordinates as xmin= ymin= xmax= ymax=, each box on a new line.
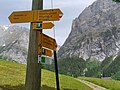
xmin=58 ymin=0 xmax=120 ymax=61
xmin=0 ymin=25 xmax=29 ymax=64
xmin=0 ymin=25 xmax=11 ymax=31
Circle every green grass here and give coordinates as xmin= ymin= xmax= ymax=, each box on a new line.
xmin=0 ymin=59 xmax=93 ymax=90
xmin=78 ymin=77 xmax=120 ymax=90
xmin=0 ymin=60 xmax=26 ymax=90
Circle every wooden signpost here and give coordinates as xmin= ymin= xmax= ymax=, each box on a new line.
xmin=8 ymin=0 xmax=63 ymax=89
xmin=32 ymin=22 xmax=54 ymax=30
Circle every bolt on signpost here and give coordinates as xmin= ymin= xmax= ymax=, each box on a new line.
xmin=8 ymin=0 xmax=63 ymax=89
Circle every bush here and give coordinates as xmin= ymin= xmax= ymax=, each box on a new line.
xmin=112 ymin=71 xmax=120 ymax=80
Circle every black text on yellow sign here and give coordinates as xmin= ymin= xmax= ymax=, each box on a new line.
xmin=38 ymin=32 xmax=57 ymax=51
xmin=8 ymin=9 xmax=63 ymax=23
xmin=32 ymin=22 xmax=54 ymax=30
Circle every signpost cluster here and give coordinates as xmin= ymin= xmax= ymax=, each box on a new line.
xmin=8 ymin=8 xmax=63 ymax=64
xmin=8 ymin=0 xmax=63 ymax=90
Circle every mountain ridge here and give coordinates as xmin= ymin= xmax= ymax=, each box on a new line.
xmin=0 ymin=25 xmax=29 ymax=64
xmin=58 ymin=0 xmax=120 ymax=61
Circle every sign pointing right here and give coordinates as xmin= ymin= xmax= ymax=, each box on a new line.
xmin=38 ymin=32 xmax=57 ymax=51
xmin=32 ymin=22 xmax=54 ymax=30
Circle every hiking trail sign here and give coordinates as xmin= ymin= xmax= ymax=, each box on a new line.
xmin=8 ymin=9 xmax=63 ymax=23
xmin=32 ymin=22 xmax=54 ymax=30
xmin=38 ymin=32 xmax=57 ymax=51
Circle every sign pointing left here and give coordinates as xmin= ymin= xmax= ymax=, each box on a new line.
xmin=8 ymin=11 xmax=33 ymax=23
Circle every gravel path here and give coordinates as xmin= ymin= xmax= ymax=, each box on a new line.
xmin=76 ymin=79 xmax=108 ymax=90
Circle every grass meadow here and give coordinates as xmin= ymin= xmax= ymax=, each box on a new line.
xmin=0 ymin=59 xmax=92 ymax=90
xmin=79 ymin=77 xmax=120 ymax=90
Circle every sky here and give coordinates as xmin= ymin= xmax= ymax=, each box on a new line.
xmin=0 ymin=0 xmax=96 ymax=45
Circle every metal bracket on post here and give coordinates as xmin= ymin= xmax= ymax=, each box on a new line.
xmin=54 ymin=50 xmax=60 ymax=90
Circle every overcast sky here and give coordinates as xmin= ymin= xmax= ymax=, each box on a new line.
xmin=0 ymin=0 xmax=96 ymax=45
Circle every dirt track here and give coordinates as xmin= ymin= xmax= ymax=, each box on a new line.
xmin=76 ymin=79 xmax=108 ymax=90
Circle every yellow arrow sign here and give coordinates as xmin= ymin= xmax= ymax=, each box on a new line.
xmin=32 ymin=22 xmax=54 ymax=30
xmin=8 ymin=11 xmax=33 ymax=23
xmin=38 ymin=48 xmax=53 ymax=57
xmin=38 ymin=32 xmax=57 ymax=51
xmin=8 ymin=9 xmax=63 ymax=23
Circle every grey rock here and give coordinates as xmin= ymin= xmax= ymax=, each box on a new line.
xmin=0 ymin=25 xmax=29 ymax=64
xmin=58 ymin=0 xmax=120 ymax=61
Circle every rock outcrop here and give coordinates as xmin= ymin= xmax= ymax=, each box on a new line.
xmin=58 ymin=0 xmax=120 ymax=61
xmin=0 ymin=25 xmax=29 ymax=64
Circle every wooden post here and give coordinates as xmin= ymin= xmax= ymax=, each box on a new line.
xmin=25 ymin=0 xmax=43 ymax=90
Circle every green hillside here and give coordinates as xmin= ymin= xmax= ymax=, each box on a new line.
xmin=0 ymin=59 xmax=92 ymax=90
xmin=101 ymin=55 xmax=120 ymax=80
xmin=45 ymin=57 xmax=86 ymax=77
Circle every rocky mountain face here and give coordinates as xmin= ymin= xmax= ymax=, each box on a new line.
xmin=0 ymin=25 xmax=29 ymax=64
xmin=58 ymin=0 xmax=120 ymax=61
xmin=0 ymin=25 xmax=61 ymax=64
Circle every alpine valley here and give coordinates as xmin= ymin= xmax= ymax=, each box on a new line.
xmin=0 ymin=0 xmax=120 ymax=79
xmin=59 ymin=0 xmax=120 ymax=61
xmin=56 ymin=0 xmax=120 ymax=79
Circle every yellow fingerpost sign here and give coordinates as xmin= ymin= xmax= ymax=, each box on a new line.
xmin=8 ymin=11 xmax=33 ymax=23
xmin=8 ymin=9 xmax=63 ymax=23
xmin=32 ymin=22 xmax=54 ymax=30
xmin=42 ymin=33 xmax=57 ymax=50
xmin=38 ymin=32 xmax=57 ymax=51
xmin=33 ymin=9 xmax=63 ymax=22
